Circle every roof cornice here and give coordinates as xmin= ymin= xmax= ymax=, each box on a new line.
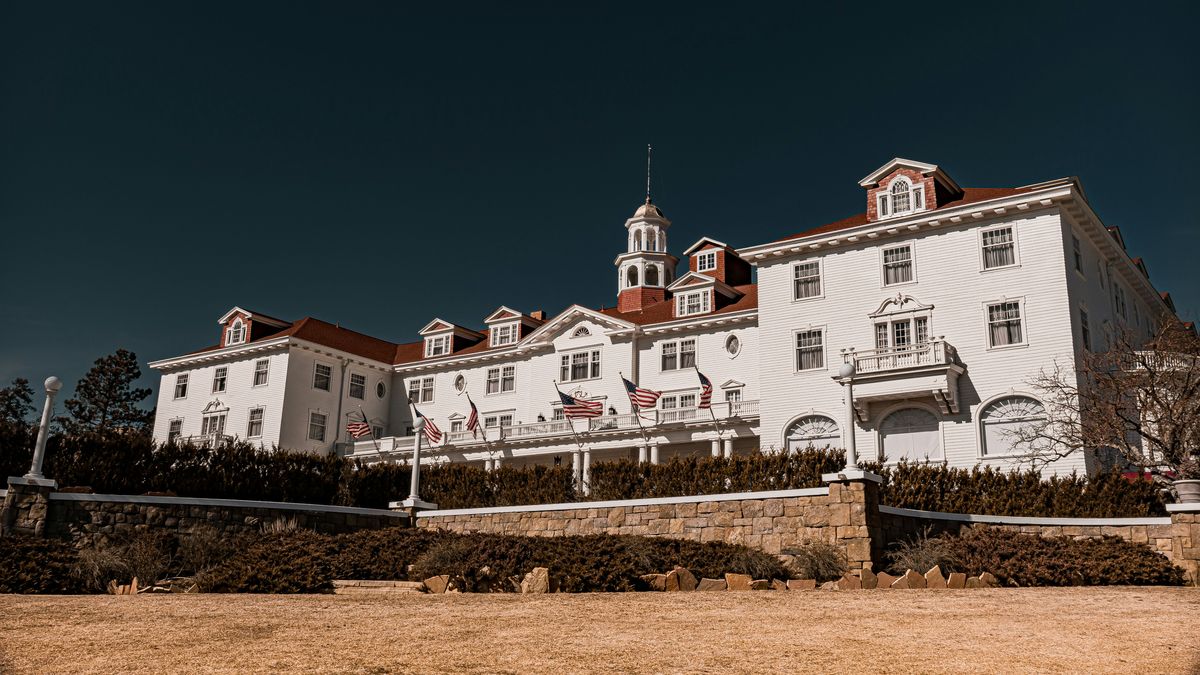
xmin=148 ymin=337 xmax=292 ymax=370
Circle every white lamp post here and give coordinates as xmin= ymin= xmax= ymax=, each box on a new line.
xmin=390 ymin=417 xmax=437 ymax=517
xmin=24 ymin=376 xmax=62 ymax=484
xmin=837 ymin=361 xmax=859 ymax=471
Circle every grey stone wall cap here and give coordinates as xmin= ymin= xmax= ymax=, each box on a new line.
xmin=7 ymin=476 xmax=57 ymax=488
xmin=390 ymin=497 xmax=439 ymax=510
xmin=879 ymin=504 xmax=1171 ymax=527
xmin=1166 ymin=503 xmax=1200 ymax=513
xmin=415 ymin=487 xmax=830 ymax=518
xmin=821 ymin=469 xmax=883 ymax=484
xmin=47 ymin=492 xmax=407 ymax=519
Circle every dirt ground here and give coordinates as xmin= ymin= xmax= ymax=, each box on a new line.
xmin=1 ymin=588 xmax=1198 ymax=674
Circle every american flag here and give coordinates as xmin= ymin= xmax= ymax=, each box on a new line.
xmin=345 ymin=413 xmax=372 ymax=439
xmin=413 ymin=406 xmax=442 ymax=444
xmin=557 ymin=390 xmax=603 ymax=419
xmin=696 ymin=369 xmax=713 ymax=409
xmin=622 ymin=376 xmax=661 ymax=410
xmin=465 ymin=395 xmax=481 ymax=438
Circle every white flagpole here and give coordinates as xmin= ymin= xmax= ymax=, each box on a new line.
xmin=358 ymin=405 xmax=380 ymax=454
xmin=697 ymin=366 xmax=723 ymax=456
xmin=620 ymin=372 xmax=654 ymax=457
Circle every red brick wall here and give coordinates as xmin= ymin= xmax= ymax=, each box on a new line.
xmin=689 ymin=244 xmax=752 ymax=286
xmin=618 ymin=287 xmax=666 ymax=313
xmin=865 ymin=168 xmax=940 ymax=222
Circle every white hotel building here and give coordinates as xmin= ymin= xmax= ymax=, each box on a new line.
xmin=149 ymin=158 xmax=1182 ymax=481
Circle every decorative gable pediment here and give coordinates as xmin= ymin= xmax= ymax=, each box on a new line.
xmin=419 ymin=318 xmax=456 ymax=335
xmin=869 ymin=293 xmax=934 ymax=318
xmin=201 ymin=399 xmax=228 ymax=414
xmin=484 ymin=306 xmax=523 ymax=324
xmin=521 ymin=305 xmax=635 ymax=347
xmin=720 ymin=379 xmax=745 ymax=389
xmin=667 ymin=271 xmax=717 ymax=290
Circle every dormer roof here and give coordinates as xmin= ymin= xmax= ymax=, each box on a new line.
xmin=682 ymin=237 xmax=731 ymax=256
xmin=859 ymin=157 xmax=962 ymax=194
xmin=667 ymin=272 xmax=743 ymax=300
xmin=217 ymin=306 xmax=290 ymax=328
xmin=418 ymin=318 xmax=484 ymax=340
xmin=484 ymin=306 xmax=523 ymax=324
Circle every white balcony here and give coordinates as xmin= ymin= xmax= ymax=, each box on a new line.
xmin=838 ymin=339 xmax=965 ymax=420
xmin=179 ymin=433 xmax=234 ymax=447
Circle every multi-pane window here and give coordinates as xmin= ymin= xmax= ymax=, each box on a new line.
xmin=226 ymin=320 xmax=245 ymax=345
xmin=490 ymin=323 xmax=518 ymax=347
xmin=308 ymin=412 xmax=327 ymax=442
xmin=200 ymin=413 xmax=226 ymax=437
xmin=484 ymin=414 xmax=513 ymax=429
xmin=1072 ymin=235 xmax=1083 ymax=273
xmin=877 ymin=179 xmax=925 ymax=218
xmin=408 ymin=377 xmax=434 ymax=403
xmin=676 ymin=290 xmax=711 ymax=317
xmin=486 ymin=366 xmax=516 ymax=394
xmin=349 ymin=373 xmax=366 ymax=400
xmin=795 ymin=330 xmax=824 ymax=370
xmin=425 ymin=334 xmax=450 ymax=357
xmin=371 ymin=425 xmax=383 ymax=439
xmin=696 ymin=251 xmax=716 ymax=272
xmin=981 ymin=227 xmax=1016 ymax=269
xmin=987 ymin=301 xmax=1024 ymax=347
xmin=882 ymin=245 xmax=913 ymax=285
xmin=253 ymin=359 xmax=269 ymax=386
xmin=793 ymin=262 xmax=821 ymax=299
xmin=451 ymin=420 xmax=464 ymax=433
xmin=661 ymin=339 xmax=696 ymax=371
xmin=560 ymin=350 xmax=601 ymax=382
xmin=725 ymin=388 xmax=742 ymax=403
xmin=1113 ymin=284 xmax=1127 ymax=319
xmin=167 ymin=419 xmax=183 ymax=443
xmin=173 ymin=373 xmax=189 ymax=399
xmin=313 ymin=363 xmax=332 ymax=391
xmin=1079 ymin=309 xmax=1091 ymax=351
xmin=211 ymin=366 xmax=227 ymax=394
xmin=874 ymin=317 xmax=929 ymax=350
xmin=247 ymin=408 xmax=264 ymax=438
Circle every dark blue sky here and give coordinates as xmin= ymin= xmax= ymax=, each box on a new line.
xmin=1 ymin=2 xmax=1197 ymax=400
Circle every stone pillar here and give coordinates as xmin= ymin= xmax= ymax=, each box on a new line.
xmin=638 ymin=446 xmax=648 ymax=463
xmin=1 ymin=477 xmax=57 ymax=538
xmin=582 ymin=449 xmax=592 ymax=496
xmin=821 ymin=469 xmax=884 ymax=572
xmin=710 ymin=439 xmax=721 ymax=457
xmin=1167 ymin=504 xmax=1200 ymax=586
xmin=723 ymin=438 xmax=734 ymax=458
xmin=650 ymin=445 xmax=660 ymax=465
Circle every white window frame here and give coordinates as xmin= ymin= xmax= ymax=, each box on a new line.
xmin=792 ymin=260 xmax=823 ymax=301
xmin=979 ymin=225 xmax=1019 ymax=271
xmin=485 ymin=366 xmax=516 ymax=395
xmin=877 ymin=177 xmax=926 ymax=220
xmin=424 ymin=334 xmax=451 ymax=358
xmin=1079 ymin=306 xmax=1091 ymax=351
xmin=484 ymin=411 xmax=515 ymax=430
xmin=167 ymin=418 xmax=183 ymax=443
xmin=173 ymin=373 xmax=189 ymax=400
xmin=211 ymin=366 xmax=227 ymax=394
xmin=675 ymin=290 xmax=712 ymax=317
xmin=247 ymin=407 xmax=264 ymax=438
xmin=984 ymin=298 xmax=1028 ymax=350
xmin=661 ymin=338 xmax=697 ymax=372
xmin=873 ymin=316 xmax=930 ymax=350
xmin=880 ymin=244 xmax=916 ymax=287
xmin=348 ymin=373 xmax=366 ymax=400
xmin=308 ymin=411 xmax=327 ymax=442
xmin=489 ymin=322 xmax=519 ymax=347
xmin=1071 ymin=234 xmax=1084 ymax=276
xmin=794 ymin=328 xmax=826 ymax=372
xmin=252 ymin=359 xmax=270 ymax=387
xmin=408 ymin=376 xmax=434 ymax=403
xmin=724 ymin=333 xmax=742 ymax=358
xmin=696 ymin=251 xmax=717 ymax=272
xmin=559 ymin=349 xmax=601 ymax=383
xmin=723 ymin=386 xmax=743 ymax=403
xmin=226 ymin=319 xmax=246 ymax=345
xmin=976 ymin=393 xmax=1047 ymax=459
xmin=200 ymin=412 xmax=227 ymax=437
xmin=313 ymin=362 xmax=333 ymax=392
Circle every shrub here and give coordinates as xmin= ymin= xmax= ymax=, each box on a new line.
xmin=330 ymin=527 xmax=448 ymax=581
xmin=885 ymin=526 xmax=961 ymax=576
xmin=197 ymin=529 xmax=341 ymax=593
xmin=886 ymin=527 xmax=1185 ymax=586
xmin=784 ymin=538 xmax=849 ymax=582
xmin=176 ymin=526 xmax=238 ymax=575
xmin=341 ymin=461 xmax=576 ymax=509
xmin=0 ymin=536 xmax=88 ymax=594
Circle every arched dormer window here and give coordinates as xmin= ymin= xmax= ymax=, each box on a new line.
xmin=226 ymin=319 xmax=246 ymax=345
xmin=626 ymin=266 xmax=640 ymax=287
xmin=878 ymin=177 xmax=925 ymax=218
xmin=645 ymin=264 xmax=660 ymax=286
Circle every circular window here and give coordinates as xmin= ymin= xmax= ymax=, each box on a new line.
xmin=454 ymin=374 xmax=466 ymax=392
xmin=725 ymin=334 xmax=741 ymax=357
xmin=376 ymin=382 xmax=386 ymax=399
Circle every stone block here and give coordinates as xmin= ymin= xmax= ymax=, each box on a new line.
xmin=424 ymin=575 xmax=450 ymax=594
xmin=860 ymin=568 xmax=878 ymax=590
xmin=827 ymin=504 xmax=851 ymax=527
xmin=607 ymin=507 xmax=625 ymax=527
xmin=711 ymin=511 xmax=735 ymax=527
xmin=947 ymin=572 xmax=967 ymax=589
xmin=697 ymin=578 xmax=727 ymax=591
xmin=889 ymin=575 xmax=908 ymax=590
xmin=676 ymin=503 xmax=697 ymax=518
xmin=819 ymin=581 xmax=838 ymax=591
xmin=770 ymin=579 xmax=788 ymax=591
xmin=741 ymin=501 xmax=764 ymax=518
xmin=749 ymin=579 xmax=769 ymax=590
xmin=763 ymin=500 xmax=784 ymax=518
xmin=979 ymin=572 xmax=999 ymax=588
xmin=965 ymin=576 xmax=982 ymax=588
xmin=902 ymin=569 xmax=926 ymax=589
xmin=924 ymin=565 xmax=947 ymax=589
xmin=725 ymin=573 xmax=753 ymax=591
xmin=787 ymin=579 xmax=817 ymax=591
xmin=836 ymin=574 xmax=861 ymax=591
xmin=844 ymin=538 xmax=871 ymax=562
xmin=666 ymin=566 xmax=697 ymax=592
xmin=640 ymin=574 xmax=667 ymax=591
xmin=521 ymin=567 xmax=550 ymax=594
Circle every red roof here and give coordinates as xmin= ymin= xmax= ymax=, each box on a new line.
xmin=773 ymin=187 xmax=1033 ymax=244
xmin=181 ymin=316 xmax=400 ymax=364
xmin=599 ymin=284 xmax=758 ymax=325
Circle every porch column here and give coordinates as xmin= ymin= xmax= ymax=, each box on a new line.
xmin=493 ymin=455 xmax=503 ymax=470
xmin=723 ymin=438 xmax=733 ymax=458
xmin=582 ymin=450 xmax=592 ymax=496
xmin=838 ymin=360 xmax=860 ymax=470
xmin=484 ymin=458 xmax=494 ymax=472
xmin=572 ymin=451 xmax=582 ymax=486
xmin=710 ymin=439 xmax=721 ymax=457
xmin=638 ymin=446 xmax=648 ymax=463
xmin=650 ymin=445 xmax=660 ymax=465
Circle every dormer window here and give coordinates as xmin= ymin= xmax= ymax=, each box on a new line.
xmin=877 ymin=178 xmax=925 ymax=219
xmin=675 ymin=290 xmax=711 ymax=317
xmin=425 ymin=334 xmax=451 ymax=357
xmin=696 ymin=251 xmax=716 ymax=272
xmin=226 ymin=319 xmax=246 ymax=345
xmin=490 ymin=323 xmax=518 ymax=347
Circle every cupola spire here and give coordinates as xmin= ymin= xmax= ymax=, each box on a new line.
xmin=645 ymin=143 xmax=653 ymax=204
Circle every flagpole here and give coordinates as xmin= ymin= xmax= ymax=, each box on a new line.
xmin=697 ymin=366 xmax=723 ymax=457
xmin=553 ymin=381 xmax=588 ymax=454
xmin=620 ymin=371 xmax=654 ymax=460
xmin=358 ymin=405 xmax=380 ymax=454
xmin=465 ymin=392 xmax=498 ymax=467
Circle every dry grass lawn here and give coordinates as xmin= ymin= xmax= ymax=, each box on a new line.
xmin=1 ymin=588 xmax=1198 ymax=674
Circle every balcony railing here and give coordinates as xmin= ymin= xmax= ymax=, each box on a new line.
xmin=178 ymin=433 xmax=234 ymax=447
xmin=587 ymin=413 xmax=644 ymax=433
xmin=504 ymin=419 xmax=575 ymax=440
xmin=844 ymin=339 xmax=957 ymax=375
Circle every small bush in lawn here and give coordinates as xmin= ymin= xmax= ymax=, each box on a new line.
xmin=0 ymin=536 xmax=87 ymax=594
xmin=73 ymin=545 xmax=130 ymax=592
xmin=886 ymin=526 xmax=961 ymax=576
xmin=784 ymin=539 xmax=848 ymax=582
xmin=177 ymin=526 xmax=238 ymax=575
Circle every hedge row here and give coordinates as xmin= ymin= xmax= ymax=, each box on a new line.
xmin=588 ymin=449 xmax=844 ymax=500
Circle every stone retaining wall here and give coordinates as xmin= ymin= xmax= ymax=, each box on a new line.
xmin=416 ymin=479 xmax=884 ymax=572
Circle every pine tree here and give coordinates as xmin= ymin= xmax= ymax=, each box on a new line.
xmin=61 ymin=349 xmax=153 ymax=436
xmin=0 ymin=378 xmax=35 ymax=425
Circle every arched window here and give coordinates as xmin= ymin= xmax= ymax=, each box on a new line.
xmin=626 ymin=266 xmax=639 ymax=287
xmin=890 ymin=179 xmax=911 ymax=213
xmin=645 ymin=264 xmax=660 ymax=286
xmin=571 ymin=326 xmax=591 ymax=338
xmin=226 ymin=319 xmax=245 ymax=345
xmin=785 ymin=415 xmax=840 ymax=452
xmin=633 ymin=230 xmax=643 ymax=252
xmin=658 ymin=231 xmax=666 ymax=252
xmin=880 ymin=408 xmax=941 ymax=462
xmin=980 ymin=396 xmax=1045 ymax=457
